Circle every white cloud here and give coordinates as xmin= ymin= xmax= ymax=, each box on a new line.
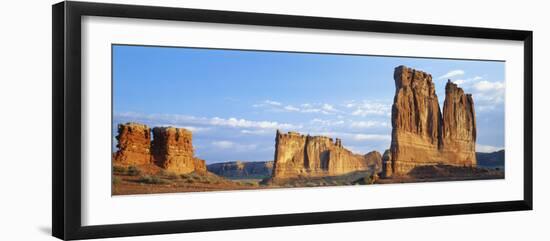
xmin=451 ymin=76 xmax=483 ymax=86
xmin=211 ymin=140 xmax=258 ymax=152
xmin=308 ymin=119 xmax=388 ymax=129
xmin=301 ymin=108 xmax=323 ymax=113
xmin=322 ymin=103 xmax=337 ymax=112
xmin=438 ymin=69 xmax=465 ymax=80
xmin=344 ymin=103 xmax=355 ymax=108
xmin=350 ymin=121 xmax=389 ymax=129
xmin=469 ymin=81 xmax=505 ymax=111
xmin=310 ymin=118 xmax=345 ymax=126
xmin=211 ymin=140 xmax=234 ymax=149
xmin=446 ymin=77 xmax=505 ymax=112
xmin=476 ymin=144 xmax=504 ymax=153
xmin=253 ymin=100 xmax=282 ymax=108
xmin=114 ymin=112 xmax=299 ymax=131
xmin=283 ymin=105 xmax=300 ymax=111
xmin=349 ymin=101 xmax=391 ymax=117
xmin=210 ymin=117 xmax=297 ymax=130
xmin=174 ymin=126 xmax=210 ymax=133
xmin=473 ymin=80 xmax=505 ymax=92
xmin=352 ymin=134 xmax=391 ymax=141
xmin=253 ymin=100 xmax=339 ymax=115
xmin=264 ymin=100 xmax=281 ymax=106
xmin=452 ymin=79 xmax=466 ymax=85
xmin=311 ymin=131 xmax=391 ymax=142
xmin=240 ymin=129 xmax=270 ymax=135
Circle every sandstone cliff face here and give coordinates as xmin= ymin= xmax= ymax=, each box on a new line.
xmin=113 ymin=123 xmax=206 ymax=174
xmin=272 ymin=130 xmax=381 ymax=179
xmin=387 ymin=66 xmax=476 ymax=176
xmin=113 ymin=123 xmax=152 ymax=166
xmin=441 ymin=81 xmax=477 ymax=166
xmin=207 ymin=161 xmax=274 ymax=179
xmin=152 ymin=127 xmax=206 ymax=174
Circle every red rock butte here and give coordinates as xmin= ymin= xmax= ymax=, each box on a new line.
xmin=384 ymin=65 xmax=477 ymax=177
xmin=113 ymin=123 xmax=152 ymax=166
xmin=152 ymin=127 xmax=206 ymax=174
xmin=113 ymin=123 xmax=206 ymax=174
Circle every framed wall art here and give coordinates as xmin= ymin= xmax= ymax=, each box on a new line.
xmin=52 ymin=1 xmax=533 ymax=240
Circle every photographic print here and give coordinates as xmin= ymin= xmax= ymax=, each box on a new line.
xmin=111 ymin=45 xmax=505 ymax=195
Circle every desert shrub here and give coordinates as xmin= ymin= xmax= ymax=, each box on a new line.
xmin=112 ymin=176 xmax=121 ymax=185
xmin=183 ymin=178 xmax=195 ymax=183
xmin=160 ymin=170 xmax=180 ymax=180
xmin=240 ymin=181 xmax=259 ymax=187
xmin=363 ymin=176 xmax=373 ymax=184
xmin=127 ymin=165 xmax=141 ymax=176
xmin=137 ymin=175 xmax=170 ymax=185
xmin=305 ymin=182 xmax=317 ymax=187
xmin=112 ymin=166 xmax=127 ymax=174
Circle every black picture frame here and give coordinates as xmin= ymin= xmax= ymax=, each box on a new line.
xmin=52 ymin=1 xmax=533 ymax=240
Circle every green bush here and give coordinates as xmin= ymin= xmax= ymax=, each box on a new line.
xmin=112 ymin=166 xmax=127 ymax=174
xmin=305 ymin=182 xmax=317 ymax=187
xmin=112 ymin=176 xmax=121 ymax=185
xmin=127 ymin=166 xmax=141 ymax=176
xmin=137 ymin=175 xmax=170 ymax=185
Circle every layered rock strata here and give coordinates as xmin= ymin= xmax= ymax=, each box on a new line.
xmin=272 ymin=130 xmax=381 ymax=179
xmin=113 ymin=123 xmax=152 ymax=166
xmin=152 ymin=127 xmax=206 ymax=174
xmin=387 ymin=66 xmax=477 ymax=176
xmin=113 ymin=123 xmax=205 ymax=174
xmin=440 ymin=81 xmax=477 ymax=166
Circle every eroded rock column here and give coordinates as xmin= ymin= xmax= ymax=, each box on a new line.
xmin=113 ymin=123 xmax=152 ymax=166
xmin=152 ymin=127 xmax=206 ymax=174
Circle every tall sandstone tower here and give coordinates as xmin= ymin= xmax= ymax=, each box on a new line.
xmin=385 ymin=66 xmax=476 ymax=176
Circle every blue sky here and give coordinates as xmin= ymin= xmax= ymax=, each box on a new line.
xmin=113 ymin=45 xmax=505 ymax=164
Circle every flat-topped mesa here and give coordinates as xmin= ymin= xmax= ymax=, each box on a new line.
xmin=441 ymin=80 xmax=477 ymax=166
xmin=151 ymin=126 xmax=206 ymax=174
xmin=114 ymin=123 xmax=152 ymax=166
xmin=272 ymin=130 xmax=381 ymax=179
xmin=386 ymin=66 xmax=477 ymax=177
xmin=207 ymin=161 xmax=274 ymax=179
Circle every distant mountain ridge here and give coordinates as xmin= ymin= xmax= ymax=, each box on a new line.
xmin=207 ymin=161 xmax=274 ymax=179
xmin=476 ymin=150 xmax=505 ymax=168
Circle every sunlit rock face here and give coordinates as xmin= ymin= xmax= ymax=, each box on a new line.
xmin=113 ymin=123 xmax=152 ymax=166
xmin=386 ymin=66 xmax=476 ymax=177
xmin=151 ymin=127 xmax=206 ymax=174
xmin=440 ymin=81 xmax=477 ymax=167
xmin=272 ymin=130 xmax=381 ymax=179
